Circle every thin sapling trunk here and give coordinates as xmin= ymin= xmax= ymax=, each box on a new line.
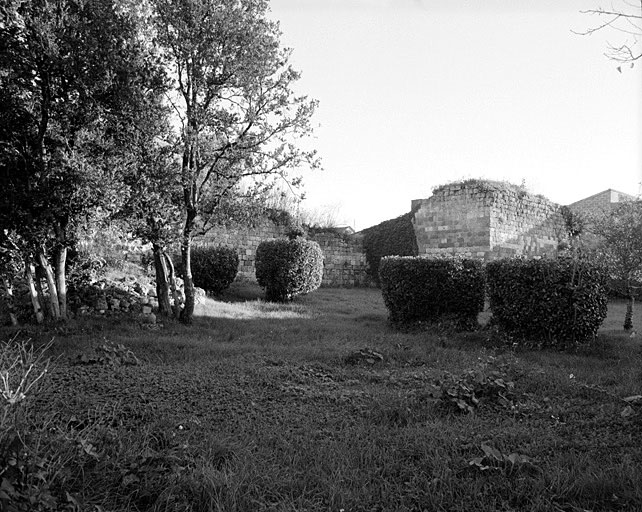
xmin=180 ymin=236 xmax=194 ymax=324
xmin=54 ymin=246 xmax=67 ymax=319
xmin=37 ymin=249 xmax=61 ymax=320
xmin=179 ymin=204 xmax=197 ymax=324
xmin=624 ymin=280 xmax=634 ymax=331
xmin=153 ymin=243 xmax=173 ymax=317
xmin=1 ymin=277 xmax=19 ymax=326
xmin=25 ymin=261 xmax=44 ymax=324
xmin=164 ymin=252 xmax=181 ymax=318
xmin=34 ymin=265 xmax=50 ymax=319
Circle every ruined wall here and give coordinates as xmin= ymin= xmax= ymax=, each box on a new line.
xmin=488 ymin=186 xmax=564 ymax=258
xmin=197 ymin=221 xmax=370 ymax=287
xmin=413 ymin=181 xmax=565 ymax=260
xmin=195 ymin=180 xmax=574 ymax=287
xmin=412 ymin=182 xmax=493 ymax=259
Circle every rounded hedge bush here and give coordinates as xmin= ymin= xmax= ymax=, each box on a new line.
xmin=379 ymin=255 xmax=485 ymax=327
xmin=486 ymin=257 xmax=608 ymax=348
xmin=255 ymin=237 xmax=324 ymax=302
xmin=190 ymin=246 xmax=239 ymax=295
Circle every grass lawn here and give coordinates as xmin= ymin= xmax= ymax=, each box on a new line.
xmin=1 ymin=283 xmax=641 ymax=511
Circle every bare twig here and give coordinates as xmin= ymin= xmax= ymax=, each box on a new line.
xmin=575 ymin=1 xmax=642 ymax=66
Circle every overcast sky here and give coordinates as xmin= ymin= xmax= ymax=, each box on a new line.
xmin=267 ymin=0 xmax=642 ymax=230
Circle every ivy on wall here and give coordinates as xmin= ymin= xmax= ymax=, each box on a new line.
xmin=361 ymin=206 xmax=419 ymax=284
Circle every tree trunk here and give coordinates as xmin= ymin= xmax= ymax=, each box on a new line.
xmin=623 ymin=276 xmax=635 ymax=331
xmin=180 ymin=239 xmax=194 ymax=324
xmin=37 ymin=249 xmax=61 ymax=320
xmin=180 ymin=119 xmax=198 ymax=324
xmin=54 ymin=246 xmax=67 ymax=319
xmin=25 ymin=262 xmax=44 ymax=324
xmin=164 ymin=252 xmax=181 ymax=318
xmin=2 ymin=277 xmax=19 ymax=326
xmin=34 ymin=267 xmax=50 ymax=319
xmin=180 ymin=214 xmax=196 ymax=324
xmin=624 ymin=292 xmax=634 ymax=331
xmin=153 ymin=243 xmax=172 ymax=317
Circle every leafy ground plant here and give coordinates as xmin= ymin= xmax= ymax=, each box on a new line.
xmin=437 ymin=356 xmax=515 ymax=414
xmin=74 ymin=339 xmax=140 ymax=366
xmin=469 ymin=443 xmax=540 ymax=475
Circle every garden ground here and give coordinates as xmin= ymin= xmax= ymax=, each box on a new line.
xmin=1 ymin=283 xmax=641 ymax=511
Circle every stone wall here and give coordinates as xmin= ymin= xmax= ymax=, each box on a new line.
xmin=412 ymin=184 xmax=492 ymax=259
xmin=194 ymin=180 xmax=591 ymax=287
xmin=412 ymin=180 xmax=566 ymax=260
xmin=198 ymin=220 xmax=289 ymax=278
xmin=309 ymin=232 xmax=370 ymax=287
xmin=196 ymin=221 xmax=370 ymax=287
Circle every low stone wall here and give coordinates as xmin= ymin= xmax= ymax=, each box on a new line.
xmin=196 ymin=222 xmax=371 ymax=287
xmin=412 ymin=181 xmax=566 ymax=260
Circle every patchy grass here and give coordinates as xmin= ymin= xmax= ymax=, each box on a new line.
xmin=1 ymin=285 xmax=641 ymax=511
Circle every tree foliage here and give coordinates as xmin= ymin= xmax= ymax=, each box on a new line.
xmin=0 ymin=0 xmax=319 ymax=325
xmin=591 ymin=200 xmax=642 ymax=330
xmin=153 ymin=0 xmax=319 ymax=322
xmin=0 ymin=0 xmax=161 ymax=321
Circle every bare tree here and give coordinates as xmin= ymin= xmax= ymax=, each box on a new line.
xmin=261 ymin=187 xmax=349 ymax=229
xmin=575 ymin=0 xmax=642 ymax=70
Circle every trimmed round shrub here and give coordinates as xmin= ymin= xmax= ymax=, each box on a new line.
xmin=190 ymin=246 xmax=239 ymax=295
xmin=486 ymin=257 xmax=608 ymax=348
xmin=255 ymin=237 xmax=324 ymax=302
xmin=379 ymin=256 xmax=485 ymax=327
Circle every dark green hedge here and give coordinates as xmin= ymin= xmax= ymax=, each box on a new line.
xmin=255 ymin=237 xmax=324 ymax=302
xmin=190 ymin=246 xmax=239 ymax=295
xmin=361 ymin=209 xmax=419 ymax=284
xmin=486 ymin=258 xmax=608 ymax=348
xmin=379 ymin=256 xmax=485 ymax=327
